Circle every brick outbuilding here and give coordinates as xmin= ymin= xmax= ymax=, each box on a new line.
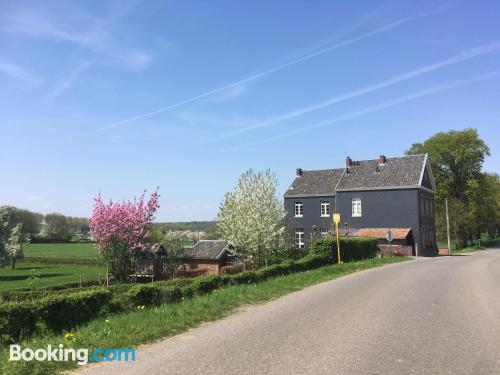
xmin=181 ymin=240 xmax=231 ymax=275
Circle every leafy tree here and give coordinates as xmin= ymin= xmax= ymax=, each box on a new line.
xmin=0 ymin=206 xmax=17 ymax=267
xmin=406 ymin=128 xmax=496 ymax=246
xmin=158 ymin=231 xmax=185 ymax=280
xmin=45 ymin=213 xmax=72 ymax=241
xmin=89 ymin=189 xmax=160 ymax=281
xmin=6 ymin=224 xmax=30 ymax=270
xmin=218 ymin=169 xmax=286 ymax=268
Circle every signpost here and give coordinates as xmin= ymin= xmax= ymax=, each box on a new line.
xmin=386 ymin=228 xmax=394 ymax=257
xmin=333 ymin=213 xmax=341 ymax=264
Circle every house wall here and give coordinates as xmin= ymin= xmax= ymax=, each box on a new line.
xmin=284 ymin=195 xmax=336 ymax=248
xmin=182 ymin=259 xmax=222 ymax=275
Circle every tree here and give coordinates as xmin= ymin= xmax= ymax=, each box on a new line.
xmin=45 ymin=213 xmax=72 ymax=241
xmin=406 ymin=128 xmax=495 ymax=246
xmin=89 ymin=189 xmax=160 ymax=281
xmin=218 ymin=169 xmax=286 ymax=268
xmin=6 ymin=223 xmax=30 ymax=270
xmin=159 ymin=231 xmax=184 ymax=280
xmin=0 ymin=206 xmax=17 ymax=267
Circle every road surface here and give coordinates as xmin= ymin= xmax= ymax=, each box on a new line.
xmin=77 ymin=247 xmax=500 ymax=375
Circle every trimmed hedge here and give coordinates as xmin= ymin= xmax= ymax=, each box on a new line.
xmin=311 ymin=237 xmax=379 ymax=262
xmin=0 ymin=288 xmax=112 ymax=343
xmin=0 ymin=244 xmax=377 ymax=344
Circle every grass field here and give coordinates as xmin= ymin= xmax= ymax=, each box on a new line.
xmin=0 ymin=256 xmax=409 ymax=374
xmin=24 ymin=243 xmax=98 ymax=259
xmin=0 ymin=262 xmax=106 ymax=290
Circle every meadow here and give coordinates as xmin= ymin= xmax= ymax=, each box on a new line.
xmin=24 ymin=242 xmax=98 ymax=259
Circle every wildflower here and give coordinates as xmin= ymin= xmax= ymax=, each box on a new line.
xmin=105 ymin=319 xmax=110 ymax=324
xmin=64 ymin=332 xmax=75 ymax=339
xmin=137 ymin=305 xmax=145 ymax=310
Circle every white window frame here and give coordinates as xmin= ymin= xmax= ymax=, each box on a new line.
xmin=320 ymin=201 xmax=330 ymax=217
xmin=295 ymin=228 xmax=305 ymax=248
xmin=294 ymin=202 xmax=303 ymax=217
xmin=352 ymin=198 xmax=362 ymax=217
xmin=320 ymin=228 xmax=328 ymax=237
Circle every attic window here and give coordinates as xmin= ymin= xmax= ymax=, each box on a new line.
xmin=294 ymin=202 xmax=303 ymax=217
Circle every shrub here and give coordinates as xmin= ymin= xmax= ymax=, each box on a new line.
xmin=0 ymin=301 xmax=39 ymax=343
xmin=40 ymin=288 xmax=113 ymax=332
xmin=220 ymin=264 xmax=243 ymax=275
xmin=126 ymin=284 xmax=183 ymax=307
xmin=311 ymin=237 xmax=378 ymax=262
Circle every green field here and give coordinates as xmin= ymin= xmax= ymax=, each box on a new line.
xmin=24 ymin=242 xmax=98 ymax=259
xmin=0 ymin=262 xmax=107 ymax=290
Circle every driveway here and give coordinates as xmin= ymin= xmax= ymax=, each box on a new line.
xmin=77 ymin=247 xmax=500 ymax=375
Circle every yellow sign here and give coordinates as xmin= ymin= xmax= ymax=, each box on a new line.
xmin=333 ymin=213 xmax=342 ymax=264
xmin=333 ymin=213 xmax=341 ymax=224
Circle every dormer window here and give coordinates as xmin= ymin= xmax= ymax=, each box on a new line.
xmin=294 ymin=202 xmax=303 ymax=217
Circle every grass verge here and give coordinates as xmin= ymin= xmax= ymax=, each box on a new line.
xmin=0 ymin=256 xmax=409 ymax=375
xmin=451 ymin=245 xmax=486 ymax=254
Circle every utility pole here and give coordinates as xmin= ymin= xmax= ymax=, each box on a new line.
xmin=445 ymin=198 xmax=451 ymax=255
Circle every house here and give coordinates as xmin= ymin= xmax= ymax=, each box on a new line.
xmin=284 ymin=154 xmax=437 ymax=256
xmin=181 ymin=240 xmax=232 ymax=275
xmin=134 ymin=243 xmax=167 ymax=280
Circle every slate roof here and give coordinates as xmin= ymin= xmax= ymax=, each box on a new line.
xmin=284 ymin=168 xmax=344 ymax=197
xmin=183 ymin=240 xmax=228 ymax=260
xmin=140 ymin=243 xmax=166 ymax=257
xmin=284 ymin=155 xmax=430 ymax=197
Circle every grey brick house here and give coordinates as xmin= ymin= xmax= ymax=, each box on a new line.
xmin=284 ymin=154 xmax=437 ymax=256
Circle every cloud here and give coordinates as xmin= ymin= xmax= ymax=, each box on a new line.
xmin=248 ymin=70 xmax=500 ymax=146
xmin=90 ymin=10 xmax=438 ymax=134
xmin=215 ymin=39 xmax=500 ymax=141
xmin=0 ymin=55 xmax=42 ymax=84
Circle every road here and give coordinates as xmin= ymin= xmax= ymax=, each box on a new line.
xmin=77 ymin=247 xmax=500 ymax=375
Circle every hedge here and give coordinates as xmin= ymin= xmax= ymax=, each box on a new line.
xmin=0 ymin=241 xmax=377 ymax=344
xmin=311 ymin=237 xmax=379 ymax=262
xmin=0 ymin=288 xmax=112 ymax=343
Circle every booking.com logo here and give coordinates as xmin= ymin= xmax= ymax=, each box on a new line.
xmin=9 ymin=344 xmax=136 ymax=366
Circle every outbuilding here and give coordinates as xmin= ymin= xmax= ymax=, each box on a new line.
xmin=181 ymin=240 xmax=231 ymax=275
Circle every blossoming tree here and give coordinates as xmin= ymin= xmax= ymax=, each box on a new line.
xmin=89 ymin=189 xmax=160 ymax=281
xmin=218 ymin=169 xmax=286 ymax=268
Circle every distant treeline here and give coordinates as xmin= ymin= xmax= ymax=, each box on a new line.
xmin=152 ymin=221 xmax=220 ymax=240
xmin=0 ymin=207 xmax=89 ymax=242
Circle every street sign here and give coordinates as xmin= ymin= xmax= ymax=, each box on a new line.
xmin=386 ymin=228 xmax=394 ymax=242
xmin=333 ymin=213 xmax=341 ymax=224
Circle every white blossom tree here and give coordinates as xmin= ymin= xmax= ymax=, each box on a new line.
xmin=218 ymin=169 xmax=286 ymax=268
xmin=6 ymin=224 xmax=29 ymax=270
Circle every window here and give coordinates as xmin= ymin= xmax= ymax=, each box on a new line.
xmin=352 ymin=198 xmax=362 ymax=217
xmin=320 ymin=201 xmax=330 ymax=217
xmin=320 ymin=228 xmax=328 ymax=237
xmin=295 ymin=228 xmax=305 ymax=248
xmin=294 ymin=202 xmax=303 ymax=217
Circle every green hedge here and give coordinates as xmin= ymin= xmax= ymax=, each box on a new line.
xmin=0 ymin=288 xmax=112 ymax=343
xmin=311 ymin=237 xmax=379 ymax=262
xmin=0 ymin=249 xmax=364 ymax=344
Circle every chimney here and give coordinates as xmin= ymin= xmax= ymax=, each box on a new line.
xmin=345 ymin=156 xmax=352 ymax=168
xmin=379 ymin=155 xmax=386 ymax=165
xmin=296 ymin=168 xmax=303 ymax=177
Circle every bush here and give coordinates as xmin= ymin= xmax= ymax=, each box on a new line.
xmin=220 ymin=264 xmax=243 ymax=275
xmin=126 ymin=284 xmax=183 ymax=307
xmin=0 ymin=301 xmax=39 ymax=344
xmin=311 ymin=237 xmax=379 ymax=262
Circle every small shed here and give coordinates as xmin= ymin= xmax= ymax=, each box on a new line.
xmin=349 ymin=228 xmax=414 ymax=256
xmin=181 ymin=240 xmax=230 ymax=275
xmin=134 ymin=243 xmax=167 ymax=280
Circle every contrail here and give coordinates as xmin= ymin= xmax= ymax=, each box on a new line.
xmin=217 ymin=39 xmax=500 ymax=140
xmin=246 ymin=70 xmax=500 ymax=146
xmin=91 ymin=13 xmax=432 ymax=134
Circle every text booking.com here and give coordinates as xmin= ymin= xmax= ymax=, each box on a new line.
xmin=9 ymin=344 xmax=136 ymax=366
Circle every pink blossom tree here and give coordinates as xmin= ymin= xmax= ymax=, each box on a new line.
xmin=89 ymin=188 xmax=160 ymax=281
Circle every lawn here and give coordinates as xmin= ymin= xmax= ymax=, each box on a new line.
xmin=0 ymin=256 xmax=409 ymax=375
xmin=24 ymin=243 xmax=98 ymax=259
xmin=0 ymin=262 xmax=107 ymax=291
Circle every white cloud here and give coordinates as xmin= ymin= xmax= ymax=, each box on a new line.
xmin=0 ymin=55 xmax=42 ymax=84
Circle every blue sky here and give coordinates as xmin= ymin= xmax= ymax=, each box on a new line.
xmin=1 ymin=0 xmax=500 ymax=221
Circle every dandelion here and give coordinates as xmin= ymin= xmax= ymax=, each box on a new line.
xmin=137 ymin=305 xmax=145 ymax=310
xmin=105 ymin=319 xmax=110 ymax=324
xmin=64 ymin=332 xmax=75 ymax=339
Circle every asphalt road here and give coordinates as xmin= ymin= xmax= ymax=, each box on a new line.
xmin=77 ymin=247 xmax=500 ymax=375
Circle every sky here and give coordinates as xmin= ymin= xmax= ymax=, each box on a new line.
xmin=1 ymin=0 xmax=500 ymax=221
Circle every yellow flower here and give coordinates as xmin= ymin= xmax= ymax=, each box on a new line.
xmin=137 ymin=305 xmax=145 ymax=310
xmin=64 ymin=332 xmax=75 ymax=339
xmin=141 ymin=305 xmax=145 ymax=310
xmin=105 ymin=319 xmax=110 ymax=324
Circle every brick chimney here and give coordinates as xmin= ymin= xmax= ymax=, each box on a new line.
xmin=379 ymin=155 xmax=386 ymax=165
xmin=296 ymin=168 xmax=303 ymax=177
xmin=345 ymin=156 xmax=352 ymax=167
